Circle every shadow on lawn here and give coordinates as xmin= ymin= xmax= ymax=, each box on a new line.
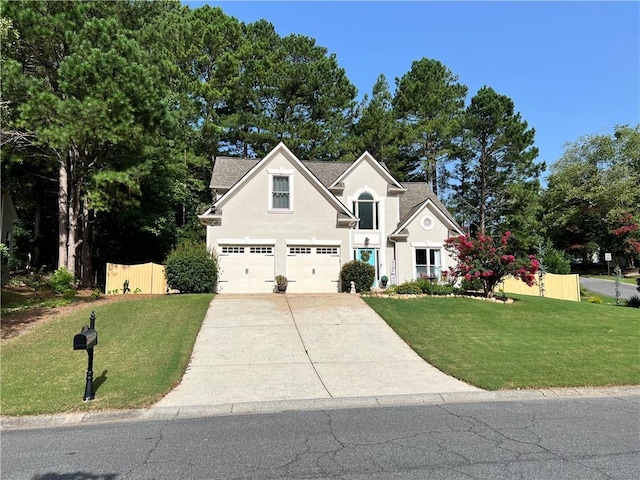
xmin=94 ymin=370 xmax=108 ymax=393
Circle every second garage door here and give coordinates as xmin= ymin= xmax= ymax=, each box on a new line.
xmin=217 ymin=245 xmax=275 ymax=293
xmin=286 ymin=246 xmax=341 ymax=293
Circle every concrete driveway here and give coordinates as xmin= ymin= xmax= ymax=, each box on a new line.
xmin=154 ymin=294 xmax=479 ymax=408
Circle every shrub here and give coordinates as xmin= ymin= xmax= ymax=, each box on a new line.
xmin=165 ymin=241 xmax=218 ymax=294
xmin=460 ymin=277 xmax=483 ymax=291
xmin=542 ymin=247 xmax=572 ymax=274
xmin=341 ymin=260 xmax=375 ymax=292
xmin=588 ymin=296 xmax=603 ymax=304
xmin=62 ymin=288 xmax=76 ymax=300
xmin=430 ymin=283 xmax=455 ymax=295
xmin=624 ymin=295 xmax=640 ymax=308
xmin=393 ymin=282 xmax=422 ymax=295
xmin=414 ymin=278 xmax=433 ymax=294
xmin=391 ymin=280 xmax=455 ymax=296
xmin=636 ymin=277 xmax=640 ymax=293
xmin=50 ymin=267 xmax=75 ymax=294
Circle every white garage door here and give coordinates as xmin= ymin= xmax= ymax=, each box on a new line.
xmin=217 ymin=246 xmax=274 ymax=293
xmin=287 ymin=246 xmax=340 ymax=293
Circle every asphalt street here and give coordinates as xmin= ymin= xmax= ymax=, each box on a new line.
xmin=2 ymin=395 xmax=639 ymax=480
xmin=579 ymin=276 xmax=638 ymax=301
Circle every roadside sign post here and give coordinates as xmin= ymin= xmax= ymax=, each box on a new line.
xmin=604 ymin=252 xmax=612 ymax=275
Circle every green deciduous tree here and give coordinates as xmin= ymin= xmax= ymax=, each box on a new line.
xmin=542 ymin=125 xmax=640 ymax=267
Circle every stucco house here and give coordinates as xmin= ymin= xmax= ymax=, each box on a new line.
xmin=199 ymin=143 xmax=462 ymax=293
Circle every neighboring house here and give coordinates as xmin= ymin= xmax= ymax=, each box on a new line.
xmin=199 ymin=143 xmax=463 ymax=293
xmin=1 ymin=185 xmax=19 ymax=251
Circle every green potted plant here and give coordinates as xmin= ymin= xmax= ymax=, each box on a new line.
xmin=275 ymin=275 xmax=288 ymax=293
xmin=380 ymin=275 xmax=389 ymax=288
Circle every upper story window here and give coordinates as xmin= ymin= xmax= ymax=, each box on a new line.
xmin=353 ymin=192 xmax=378 ymax=230
xmin=268 ymin=170 xmax=294 ymax=212
xmin=272 ymin=176 xmax=290 ymax=209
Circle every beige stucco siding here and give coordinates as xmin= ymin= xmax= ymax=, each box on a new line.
xmin=393 ymin=203 xmax=457 ymax=283
xmin=335 ymin=158 xmax=400 ymax=281
xmin=206 ymin=150 xmax=351 ymax=285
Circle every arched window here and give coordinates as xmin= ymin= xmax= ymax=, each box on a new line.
xmin=354 ymin=192 xmax=378 ymax=230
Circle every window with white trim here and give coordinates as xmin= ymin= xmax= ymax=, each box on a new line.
xmin=415 ymin=248 xmax=442 ymax=279
xmin=272 ymin=175 xmax=290 ymax=210
xmin=353 ymin=192 xmax=378 ymax=230
xmin=221 ymin=246 xmax=245 ymax=254
xmin=289 ymin=247 xmax=312 ymax=255
xmin=316 ymin=247 xmax=338 ymax=255
xmin=249 ymin=246 xmax=273 ymax=254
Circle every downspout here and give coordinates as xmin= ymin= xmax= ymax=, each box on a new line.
xmin=389 ymin=236 xmax=398 ymax=286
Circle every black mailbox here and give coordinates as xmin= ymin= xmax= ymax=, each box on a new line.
xmin=74 ymin=325 xmax=98 ymax=350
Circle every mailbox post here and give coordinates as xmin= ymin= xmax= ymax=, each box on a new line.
xmin=73 ymin=311 xmax=98 ymax=401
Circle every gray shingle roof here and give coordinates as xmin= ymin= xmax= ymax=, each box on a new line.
xmin=209 ymin=156 xmax=459 ymax=231
xmin=304 ymin=161 xmax=351 ymax=186
xmin=209 ymin=157 xmax=259 ymax=189
xmin=210 ymin=157 xmax=351 ymax=189
xmin=399 ymin=182 xmax=460 ymax=230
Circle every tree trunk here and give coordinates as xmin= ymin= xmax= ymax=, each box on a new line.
xmin=80 ymin=198 xmax=93 ymax=288
xmin=57 ymin=158 xmax=69 ymax=269
xmin=66 ymin=149 xmax=79 ymax=275
xmin=430 ymin=157 xmax=438 ymax=196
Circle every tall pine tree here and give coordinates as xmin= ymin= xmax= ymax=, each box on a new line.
xmin=393 ymin=58 xmax=467 ymax=193
xmin=451 ymin=86 xmax=542 ymax=243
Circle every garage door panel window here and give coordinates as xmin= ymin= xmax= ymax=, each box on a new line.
xmin=221 ymin=246 xmax=245 ymax=254
xmin=316 ymin=247 xmax=339 ymax=255
xmin=289 ymin=247 xmax=311 ymax=255
xmin=415 ymin=248 xmax=442 ymax=279
xmin=249 ymin=246 xmax=273 ymax=254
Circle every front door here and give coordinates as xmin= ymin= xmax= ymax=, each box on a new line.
xmin=357 ymin=248 xmax=377 ymax=287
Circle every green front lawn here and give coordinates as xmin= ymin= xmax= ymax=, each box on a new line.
xmin=364 ymin=295 xmax=639 ymax=390
xmin=1 ymin=294 xmax=213 ymax=416
xmin=582 ymin=274 xmax=638 ymax=285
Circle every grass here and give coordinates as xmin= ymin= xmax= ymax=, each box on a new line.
xmin=582 ymin=274 xmax=637 ymax=285
xmin=364 ymin=295 xmax=640 ymax=390
xmin=1 ymin=287 xmax=75 ymax=313
xmin=580 ymin=287 xmax=638 ymax=306
xmin=1 ymin=294 xmax=213 ymax=416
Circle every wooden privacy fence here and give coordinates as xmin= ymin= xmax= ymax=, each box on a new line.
xmin=105 ymin=262 xmax=167 ymax=295
xmin=500 ymin=273 xmax=581 ymax=302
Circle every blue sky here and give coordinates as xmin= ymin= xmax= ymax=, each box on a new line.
xmin=184 ymin=1 xmax=639 ymax=177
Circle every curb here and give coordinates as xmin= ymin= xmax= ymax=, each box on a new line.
xmin=2 ymin=385 xmax=638 ymax=431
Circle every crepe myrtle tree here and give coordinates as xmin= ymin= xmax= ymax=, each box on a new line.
xmin=444 ymin=231 xmax=539 ymax=298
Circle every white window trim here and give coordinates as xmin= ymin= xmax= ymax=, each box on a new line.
xmin=268 ymin=169 xmax=294 ymax=213
xmin=285 ymin=238 xmax=341 ymax=246
xmin=350 ymin=187 xmax=380 ymax=231
xmin=218 ymin=238 xmax=276 ymax=245
xmin=413 ymin=246 xmax=443 ymax=280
